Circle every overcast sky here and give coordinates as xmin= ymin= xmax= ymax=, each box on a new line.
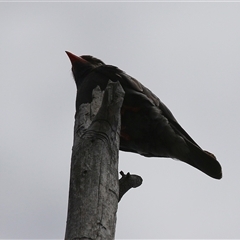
xmin=1 ymin=2 xmax=240 ymax=239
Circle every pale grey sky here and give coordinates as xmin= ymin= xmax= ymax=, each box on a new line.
xmin=1 ymin=2 xmax=240 ymax=239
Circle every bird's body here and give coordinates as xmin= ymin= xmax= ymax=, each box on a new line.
xmin=66 ymin=51 xmax=222 ymax=179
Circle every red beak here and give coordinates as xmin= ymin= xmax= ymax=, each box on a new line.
xmin=65 ymin=51 xmax=88 ymax=65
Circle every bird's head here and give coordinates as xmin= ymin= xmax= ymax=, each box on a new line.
xmin=81 ymin=55 xmax=105 ymax=66
xmin=66 ymin=51 xmax=105 ymax=88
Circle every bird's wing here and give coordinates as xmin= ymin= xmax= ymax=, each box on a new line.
xmin=95 ymin=64 xmax=200 ymax=148
xmin=158 ymin=101 xmax=200 ymax=147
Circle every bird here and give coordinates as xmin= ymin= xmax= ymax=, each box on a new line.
xmin=66 ymin=51 xmax=222 ymax=180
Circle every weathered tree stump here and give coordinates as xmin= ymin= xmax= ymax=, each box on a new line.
xmin=65 ymin=81 xmax=125 ymax=240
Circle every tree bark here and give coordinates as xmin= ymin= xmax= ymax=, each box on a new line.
xmin=65 ymin=81 xmax=125 ymax=240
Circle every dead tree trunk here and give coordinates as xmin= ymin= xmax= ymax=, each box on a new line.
xmin=65 ymin=81 xmax=125 ymax=240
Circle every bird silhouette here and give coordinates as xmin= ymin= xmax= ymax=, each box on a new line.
xmin=66 ymin=51 xmax=222 ymax=179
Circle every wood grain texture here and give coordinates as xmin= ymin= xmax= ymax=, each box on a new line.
xmin=65 ymin=81 xmax=125 ymax=240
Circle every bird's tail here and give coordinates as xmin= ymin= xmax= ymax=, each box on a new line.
xmin=182 ymin=141 xmax=222 ymax=179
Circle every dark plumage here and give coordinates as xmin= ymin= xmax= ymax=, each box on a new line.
xmin=66 ymin=51 xmax=222 ymax=179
